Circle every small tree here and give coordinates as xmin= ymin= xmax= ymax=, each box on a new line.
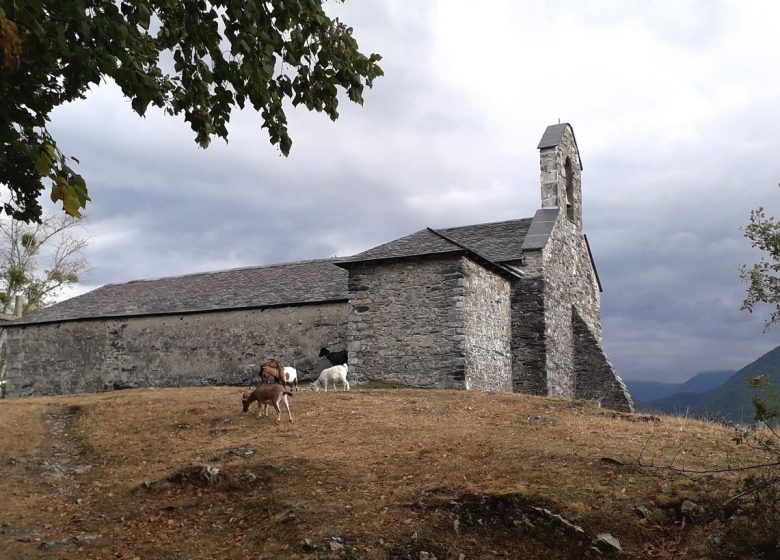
xmin=741 ymin=186 xmax=780 ymax=330
xmin=0 ymin=213 xmax=88 ymax=314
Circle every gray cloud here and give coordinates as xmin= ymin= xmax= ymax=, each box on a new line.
xmin=39 ymin=0 xmax=780 ymax=384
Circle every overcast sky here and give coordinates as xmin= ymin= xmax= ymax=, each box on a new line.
xmin=38 ymin=0 xmax=780 ymax=383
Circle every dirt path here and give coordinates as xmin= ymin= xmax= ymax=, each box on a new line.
xmin=0 ymin=404 xmax=99 ymax=557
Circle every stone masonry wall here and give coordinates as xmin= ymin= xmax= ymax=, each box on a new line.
xmin=509 ymin=254 xmax=547 ymax=395
xmin=346 ymin=256 xmax=467 ymax=388
xmin=540 ymin=211 xmax=602 ymax=399
xmin=462 ymin=259 xmax=512 ymax=391
xmin=572 ymin=309 xmax=633 ymax=412
xmin=4 ymin=303 xmax=347 ymax=397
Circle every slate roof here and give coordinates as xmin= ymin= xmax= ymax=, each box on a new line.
xmin=521 ymin=208 xmax=560 ymax=250
xmin=336 ymin=228 xmax=462 ymax=263
xmin=440 ymin=219 xmax=533 ymax=262
xmin=9 ymin=217 xmax=538 ymax=326
xmin=8 ymin=259 xmax=348 ymax=325
xmin=537 ymin=123 xmax=571 ymax=149
xmin=338 ymin=218 xmax=533 ymax=264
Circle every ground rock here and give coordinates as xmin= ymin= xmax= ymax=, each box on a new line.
xmin=38 ymin=533 xmax=99 ymax=550
xmin=530 ymin=506 xmax=586 ymax=537
xmin=633 ymin=505 xmax=654 ymax=521
xmin=329 ymin=536 xmax=344 ymax=552
xmin=593 ymin=533 xmax=622 ymax=553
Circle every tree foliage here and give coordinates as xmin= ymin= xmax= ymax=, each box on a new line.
xmin=741 ymin=187 xmax=780 ymax=329
xmin=0 ymin=213 xmax=88 ymax=314
xmin=0 ymin=0 xmax=382 ymax=222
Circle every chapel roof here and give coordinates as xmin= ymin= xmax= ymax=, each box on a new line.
xmin=337 ymin=218 xmax=533 ymax=264
xmin=8 ymin=218 xmax=535 ymax=326
xmin=8 ymin=259 xmax=348 ymax=325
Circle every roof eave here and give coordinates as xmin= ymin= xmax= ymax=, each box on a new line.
xmin=583 ymin=234 xmax=603 ymax=293
xmin=3 ymin=297 xmax=350 ymax=328
xmin=334 ymin=249 xmax=467 ymax=269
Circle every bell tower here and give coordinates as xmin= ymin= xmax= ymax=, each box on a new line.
xmin=537 ymin=123 xmax=583 ymax=229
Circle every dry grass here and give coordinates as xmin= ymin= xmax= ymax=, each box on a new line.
xmin=0 ymin=387 xmax=755 ymax=559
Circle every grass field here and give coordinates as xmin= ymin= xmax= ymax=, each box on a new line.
xmin=0 ymin=386 xmax=755 ymax=559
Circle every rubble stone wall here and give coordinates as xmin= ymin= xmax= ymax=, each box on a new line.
xmin=3 ymin=303 xmax=347 ymax=396
xmin=462 ymin=259 xmax=512 ymax=392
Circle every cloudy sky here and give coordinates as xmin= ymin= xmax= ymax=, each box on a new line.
xmin=38 ymin=0 xmax=780 ymax=383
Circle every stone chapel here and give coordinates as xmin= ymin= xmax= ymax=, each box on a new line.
xmin=1 ymin=123 xmax=633 ymax=411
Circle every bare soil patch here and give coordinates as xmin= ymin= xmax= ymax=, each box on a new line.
xmin=0 ymin=387 xmax=751 ymax=559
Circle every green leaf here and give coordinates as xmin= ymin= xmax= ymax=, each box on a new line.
xmin=35 ymin=154 xmax=51 ymax=177
xmin=50 ymin=178 xmax=86 ymax=218
xmin=136 ymin=3 xmax=151 ymax=30
xmin=131 ymin=96 xmax=151 ymax=116
xmin=34 ymin=143 xmax=56 ymax=176
xmin=279 ymin=134 xmax=292 ymax=156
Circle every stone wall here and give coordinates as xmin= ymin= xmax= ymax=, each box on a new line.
xmin=462 ymin=259 xmax=512 ymax=391
xmin=345 ymin=256 xmax=469 ymax=388
xmin=3 ymin=303 xmax=347 ymax=397
xmin=572 ymin=309 xmax=633 ymax=412
xmin=540 ymin=211 xmax=602 ymax=398
xmin=509 ymin=254 xmax=547 ymax=395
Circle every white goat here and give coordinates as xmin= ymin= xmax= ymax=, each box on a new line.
xmin=311 ymin=364 xmax=350 ymax=392
xmin=282 ymin=366 xmax=298 ymax=391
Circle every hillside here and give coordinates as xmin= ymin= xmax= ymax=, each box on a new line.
xmin=686 ymin=344 xmax=780 ymax=422
xmin=626 ymin=370 xmax=734 ymax=403
xmin=0 ymin=387 xmax=765 ymax=559
xmin=637 ymin=345 xmax=780 ymax=421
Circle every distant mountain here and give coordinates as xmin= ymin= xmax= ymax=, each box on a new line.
xmin=626 ymin=370 xmax=734 ymax=403
xmin=640 ymin=345 xmax=780 ymax=422
xmin=677 ymin=370 xmax=739 ymax=394
xmin=636 ymin=392 xmax=708 ymax=416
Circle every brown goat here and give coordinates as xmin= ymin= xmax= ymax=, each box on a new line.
xmin=259 ymin=359 xmax=285 ymax=384
xmin=241 ymin=383 xmax=293 ymax=423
